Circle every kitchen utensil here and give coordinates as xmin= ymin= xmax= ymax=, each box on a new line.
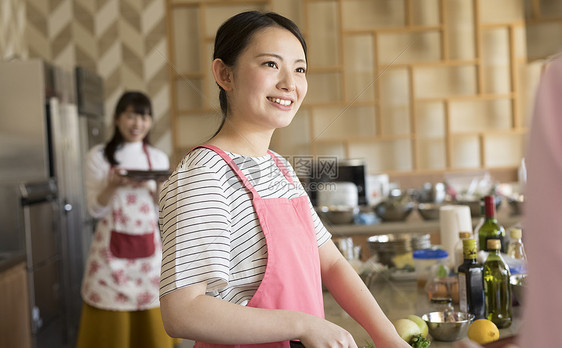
xmin=119 ymin=169 xmax=171 ymax=181
xmin=373 ymin=192 xmax=414 ymax=222
xmin=316 ymin=181 xmax=358 ymax=207
xmin=507 ymin=194 xmax=524 ymax=216
xmin=367 ymin=233 xmax=430 ymax=268
xmin=510 ymin=273 xmax=527 ymax=305
xmin=417 ymin=202 xmax=446 ymax=220
xmin=422 ymin=311 xmax=475 ymax=342
xmin=316 ymin=205 xmax=358 ymax=225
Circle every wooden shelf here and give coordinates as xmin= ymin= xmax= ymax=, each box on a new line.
xmin=166 ymin=0 xmax=532 ymax=174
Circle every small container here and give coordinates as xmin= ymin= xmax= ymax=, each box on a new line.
xmin=430 ymin=297 xmax=454 ymax=313
xmin=413 ymin=248 xmax=449 ymax=288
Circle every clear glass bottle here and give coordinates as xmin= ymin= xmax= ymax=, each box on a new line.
xmin=478 ymin=195 xmax=506 ymax=252
xmin=458 ymin=238 xmax=486 ymax=319
xmin=454 ymin=231 xmax=473 ymax=270
xmin=483 ymin=239 xmax=512 ymax=328
xmin=507 ymin=228 xmax=527 ymax=261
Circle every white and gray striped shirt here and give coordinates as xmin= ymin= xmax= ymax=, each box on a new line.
xmin=158 ymin=147 xmax=331 ymax=305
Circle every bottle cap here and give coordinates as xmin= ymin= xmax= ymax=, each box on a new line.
xmin=413 ymin=248 xmax=449 ymax=259
xmin=510 ymin=228 xmax=522 ymax=239
xmin=459 ymin=231 xmax=472 ymax=239
xmin=484 ymin=195 xmax=496 ymax=217
xmin=487 ymin=239 xmax=501 ymax=250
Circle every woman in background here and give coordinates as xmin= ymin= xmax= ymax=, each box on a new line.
xmin=158 ymin=11 xmax=409 ymax=348
xmin=76 ymin=91 xmax=173 ymax=348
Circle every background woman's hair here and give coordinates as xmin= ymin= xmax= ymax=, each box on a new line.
xmin=104 ymin=91 xmax=153 ymax=165
xmin=211 ymin=11 xmax=307 ymax=136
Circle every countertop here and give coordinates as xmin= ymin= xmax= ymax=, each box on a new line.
xmin=323 ymin=275 xmax=521 ymax=347
xmin=0 ymin=251 xmax=26 ymax=273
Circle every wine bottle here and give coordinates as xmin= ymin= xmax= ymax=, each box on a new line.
xmin=458 ymin=238 xmax=486 ymax=319
xmin=478 ymin=195 xmax=506 ymax=252
xmin=483 ymin=239 xmax=512 ymax=328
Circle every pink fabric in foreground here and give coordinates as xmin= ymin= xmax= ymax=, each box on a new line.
xmin=519 ymin=56 xmax=562 ymax=348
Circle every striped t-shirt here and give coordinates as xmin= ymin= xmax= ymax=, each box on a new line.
xmin=158 ymin=147 xmax=331 ymax=305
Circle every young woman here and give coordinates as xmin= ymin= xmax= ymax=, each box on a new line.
xmin=158 ymin=11 xmax=409 ymax=348
xmin=77 ymin=91 xmax=173 ymax=348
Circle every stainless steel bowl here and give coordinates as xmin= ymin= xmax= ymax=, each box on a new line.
xmin=316 ymin=205 xmax=358 ymax=225
xmin=417 ymin=202 xmax=444 ymax=221
xmin=367 ymin=233 xmax=430 ymax=268
xmin=374 ymin=200 xmax=415 ymax=222
xmin=508 ymin=195 xmax=524 ymax=216
xmin=422 ymin=311 xmax=474 ymax=342
xmin=510 ymin=273 xmax=527 ymax=304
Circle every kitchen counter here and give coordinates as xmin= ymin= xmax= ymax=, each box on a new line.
xmin=0 ymin=251 xmax=26 ymax=273
xmin=323 ymin=275 xmax=521 ymax=347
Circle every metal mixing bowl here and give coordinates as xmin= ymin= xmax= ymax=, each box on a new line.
xmin=508 ymin=194 xmax=524 ymax=216
xmin=422 ymin=311 xmax=474 ymax=342
xmin=510 ymin=273 xmax=527 ymax=305
xmin=316 ymin=205 xmax=358 ymax=225
xmin=374 ymin=200 xmax=414 ymax=222
xmin=417 ymin=202 xmax=444 ymax=221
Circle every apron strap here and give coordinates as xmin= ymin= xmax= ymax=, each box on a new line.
xmin=192 ymin=145 xmax=260 ymax=200
xmin=267 ymin=150 xmax=294 ymax=185
xmin=142 ymin=143 xmax=153 ymax=170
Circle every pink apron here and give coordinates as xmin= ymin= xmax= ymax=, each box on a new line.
xmin=194 ymin=145 xmax=324 ymax=348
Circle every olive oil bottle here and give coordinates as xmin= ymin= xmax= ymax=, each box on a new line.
xmin=458 ymin=238 xmax=486 ymax=319
xmin=483 ymin=239 xmax=512 ymax=328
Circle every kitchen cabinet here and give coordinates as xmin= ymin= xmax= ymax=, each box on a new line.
xmin=0 ymin=260 xmax=32 ymax=348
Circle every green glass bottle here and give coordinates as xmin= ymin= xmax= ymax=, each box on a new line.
xmin=478 ymin=195 xmax=506 ymax=252
xmin=458 ymin=238 xmax=486 ymax=319
xmin=483 ymin=239 xmax=512 ymax=328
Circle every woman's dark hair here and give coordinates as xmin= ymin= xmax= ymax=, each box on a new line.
xmin=104 ymin=91 xmax=152 ymax=165
xmin=212 ymin=11 xmax=307 ymax=136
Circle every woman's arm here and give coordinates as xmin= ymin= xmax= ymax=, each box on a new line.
xmin=160 ymin=282 xmax=356 ymax=347
xmin=319 ymin=240 xmax=410 ymax=348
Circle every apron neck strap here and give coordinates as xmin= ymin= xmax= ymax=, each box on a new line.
xmin=192 ymin=145 xmax=260 ymax=199
xmin=267 ymin=150 xmax=294 ymax=185
xmin=142 ymin=143 xmax=152 ymax=170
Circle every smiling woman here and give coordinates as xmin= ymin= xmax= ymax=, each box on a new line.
xmin=76 ymin=91 xmax=172 ymax=348
xmin=158 ymin=11 xmax=410 ymax=348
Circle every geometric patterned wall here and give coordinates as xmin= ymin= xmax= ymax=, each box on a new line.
xmin=0 ymin=0 xmax=27 ymax=60
xmin=22 ymin=0 xmax=172 ymax=155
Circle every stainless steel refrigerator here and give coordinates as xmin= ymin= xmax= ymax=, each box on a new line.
xmin=0 ymin=59 xmax=104 ymax=348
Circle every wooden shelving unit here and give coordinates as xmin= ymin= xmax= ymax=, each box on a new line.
xmin=166 ymin=0 xmax=535 ymax=176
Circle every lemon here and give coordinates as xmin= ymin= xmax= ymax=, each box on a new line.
xmin=467 ymin=319 xmax=500 ymax=345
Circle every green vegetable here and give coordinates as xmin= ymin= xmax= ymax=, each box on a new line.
xmin=410 ymin=334 xmax=431 ymax=348
xmin=363 ymin=335 xmax=430 ymax=348
xmin=436 ymin=264 xmax=448 ymax=278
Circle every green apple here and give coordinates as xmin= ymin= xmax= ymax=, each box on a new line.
xmin=407 ymin=314 xmax=429 ymax=338
xmin=393 ymin=318 xmax=421 ymax=342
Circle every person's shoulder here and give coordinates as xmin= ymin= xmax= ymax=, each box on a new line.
xmin=170 ymin=147 xmax=229 ymax=178
xmin=86 ymin=144 xmax=106 ymax=161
